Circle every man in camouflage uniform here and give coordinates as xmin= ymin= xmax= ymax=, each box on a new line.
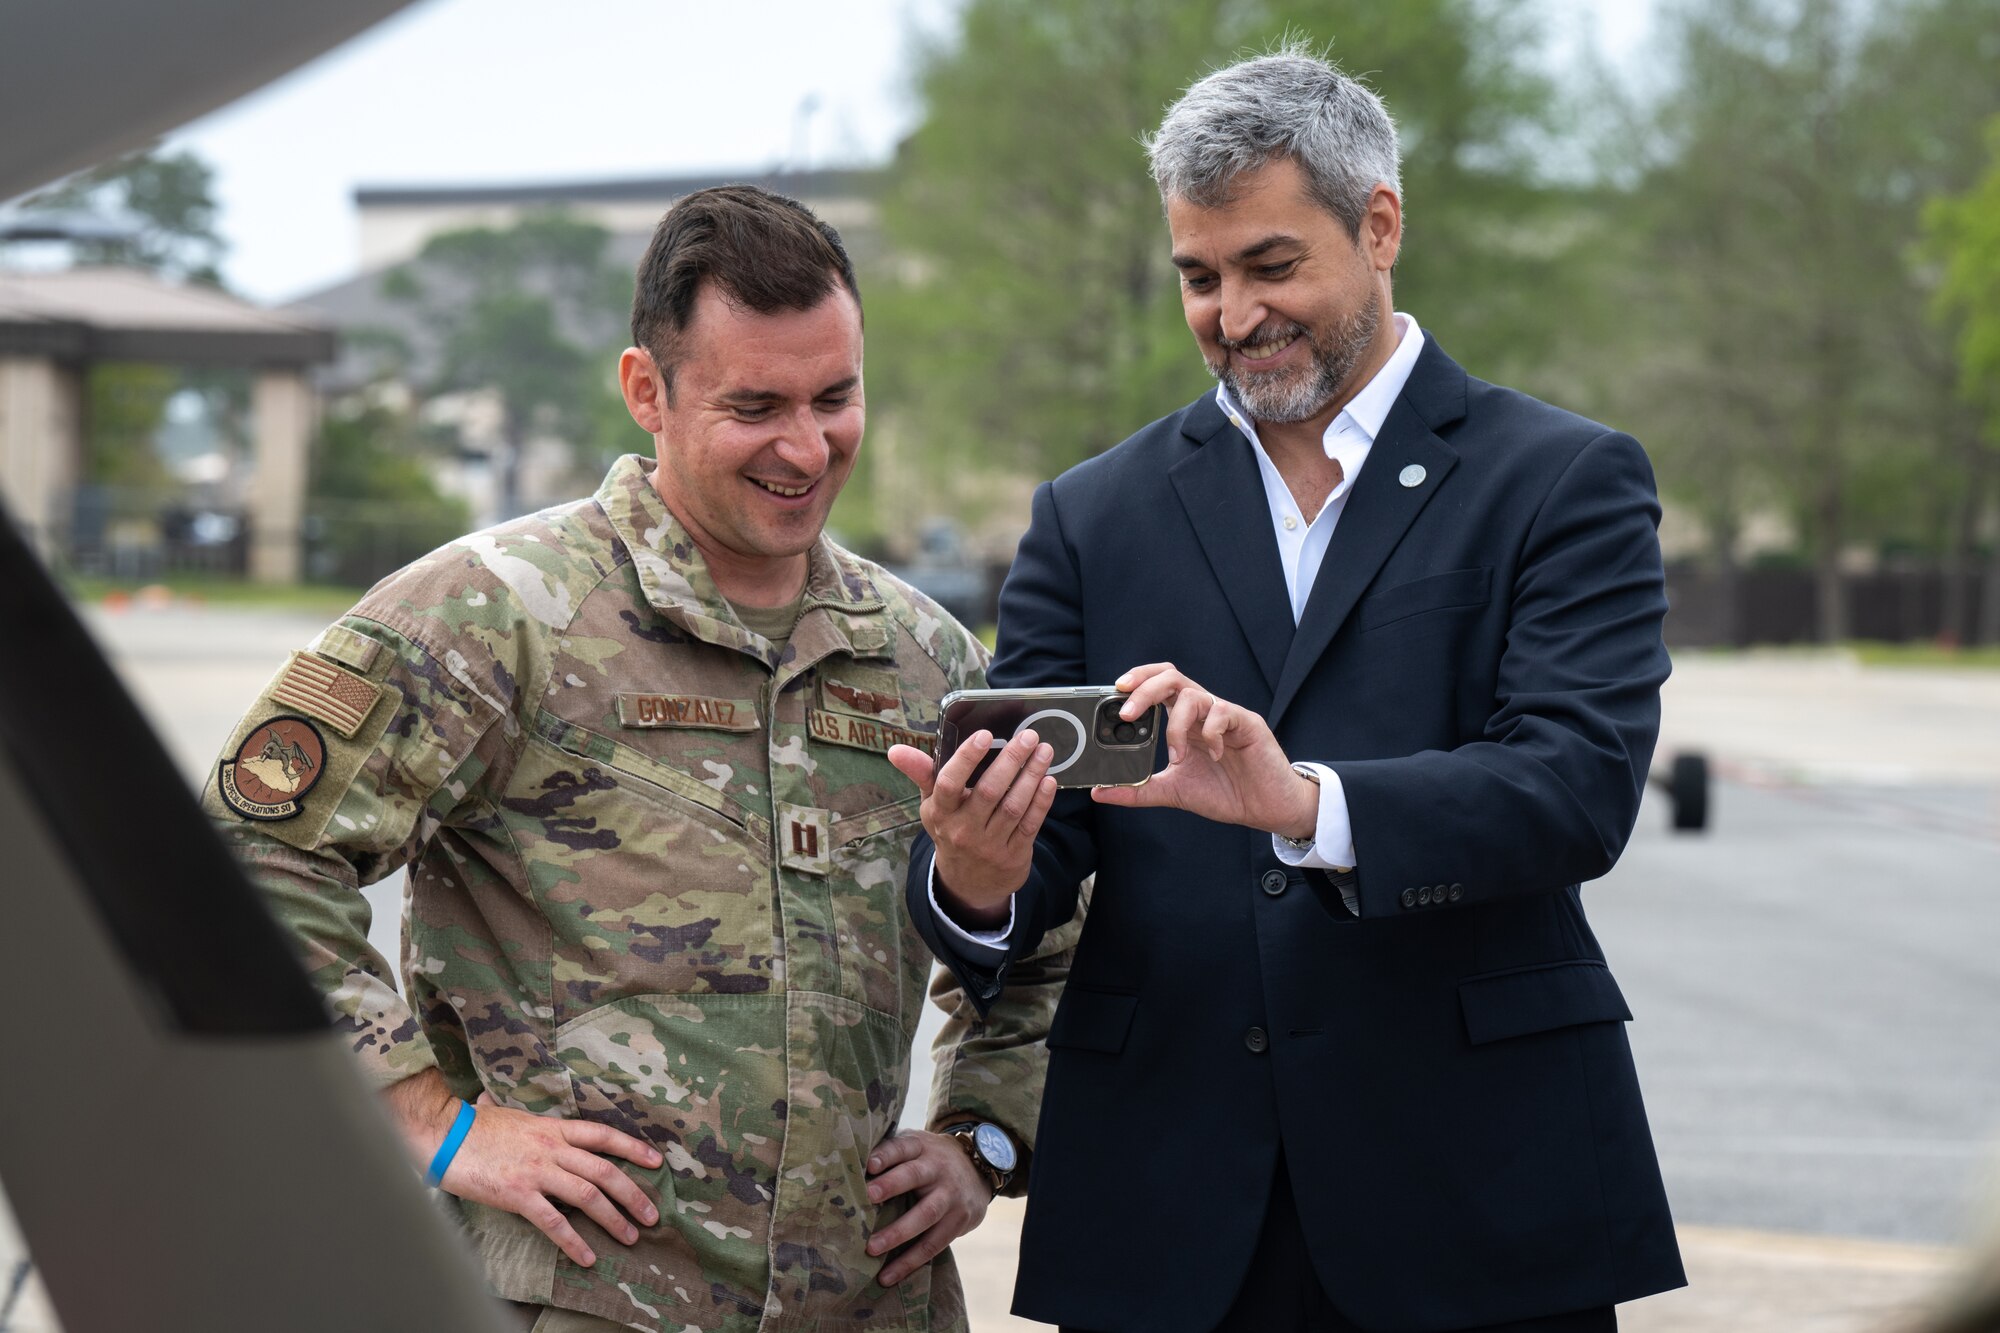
xmin=205 ymin=186 xmax=1057 ymax=1333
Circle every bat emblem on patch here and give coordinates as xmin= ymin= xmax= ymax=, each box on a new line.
xmin=218 ymin=716 xmax=327 ymax=821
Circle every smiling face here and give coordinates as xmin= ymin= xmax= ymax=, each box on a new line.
xmin=619 ymin=279 xmax=864 ymax=604
xmin=1167 ymin=155 xmax=1401 ymax=431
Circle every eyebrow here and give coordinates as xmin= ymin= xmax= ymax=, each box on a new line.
xmin=1172 ymin=233 xmax=1304 ymax=270
xmin=715 ymin=375 xmax=860 ymax=406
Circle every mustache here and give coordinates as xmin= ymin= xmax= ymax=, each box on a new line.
xmin=1215 ymin=321 xmax=1307 ymax=353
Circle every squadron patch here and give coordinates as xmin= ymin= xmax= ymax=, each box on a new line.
xmin=218 ymin=716 xmax=327 ymax=821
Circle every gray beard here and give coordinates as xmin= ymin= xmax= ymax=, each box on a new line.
xmin=1210 ymin=293 xmax=1382 ymax=426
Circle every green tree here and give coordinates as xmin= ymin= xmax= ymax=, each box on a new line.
xmin=865 ymin=0 xmax=1568 ymax=506
xmin=1925 ymin=114 xmax=2000 ymax=643
xmin=308 ymin=402 xmax=471 ymax=587
xmin=1591 ymin=0 xmax=2000 ymax=642
xmin=1850 ymin=0 xmax=2000 ymax=645
xmin=377 ymin=210 xmax=633 ymax=517
xmin=82 ymin=363 xmax=181 ymax=490
xmin=22 ymin=146 xmax=227 ymax=285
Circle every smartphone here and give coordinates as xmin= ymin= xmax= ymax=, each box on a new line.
xmin=937 ymin=686 xmax=1163 ymax=788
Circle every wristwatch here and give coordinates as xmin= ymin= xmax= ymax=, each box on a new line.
xmin=944 ymin=1121 xmax=1018 ymax=1195
xmin=1277 ymin=763 xmax=1320 ymax=852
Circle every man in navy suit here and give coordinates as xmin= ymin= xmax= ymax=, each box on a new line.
xmin=881 ymin=48 xmax=1686 ymax=1333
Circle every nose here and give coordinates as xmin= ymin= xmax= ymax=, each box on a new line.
xmin=774 ymin=406 xmax=831 ymax=477
xmin=1218 ymin=282 xmax=1269 ymax=345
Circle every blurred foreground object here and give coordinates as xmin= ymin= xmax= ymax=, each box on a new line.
xmin=1922 ymin=1173 xmax=2000 ymax=1333
xmin=0 ymin=0 xmax=417 ymax=200
xmin=0 ymin=506 xmax=504 ymax=1331
xmin=1 ymin=2 xmax=503 ymax=1326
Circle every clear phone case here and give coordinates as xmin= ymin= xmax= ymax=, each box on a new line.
xmin=938 ymin=686 xmax=1162 ymax=788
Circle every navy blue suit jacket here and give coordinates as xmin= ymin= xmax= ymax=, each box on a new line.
xmin=911 ymin=339 xmax=1686 ymax=1332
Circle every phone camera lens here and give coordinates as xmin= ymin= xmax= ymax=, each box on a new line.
xmin=1113 ymin=720 xmax=1138 ymax=744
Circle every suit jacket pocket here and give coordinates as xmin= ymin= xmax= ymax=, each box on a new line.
xmin=1458 ymin=959 xmax=1631 ymax=1046
xmin=1046 ymin=987 xmax=1138 ymax=1055
xmin=1356 ymin=566 xmax=1492 ymax=632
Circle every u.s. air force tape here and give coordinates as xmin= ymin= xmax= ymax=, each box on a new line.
xmin=807 ymin=709 xmax=934 ymax=756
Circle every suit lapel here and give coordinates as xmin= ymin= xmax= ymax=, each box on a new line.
xmin=1268 ymin=341 xmax=1469 ymax=727
xmin=1168 ymin=396 xmax=1294 ymax=695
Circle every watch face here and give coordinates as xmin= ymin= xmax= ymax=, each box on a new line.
xmin=974 ymin=1122 xmax=1017 ymax=1172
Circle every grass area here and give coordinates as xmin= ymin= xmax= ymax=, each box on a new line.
xmin=1677 ymin=641 xmax=2000 ymax=670
xmin=64 ymin=574 xmax=367 ymax=618
xmin=1848 ymin=641 xmax=2000 ymax=669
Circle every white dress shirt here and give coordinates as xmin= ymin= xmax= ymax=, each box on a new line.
xmin=933 ymin=313 xmax=1427 ymax=950
xmin=1220 ymin=312 xmax=1425 ymax=885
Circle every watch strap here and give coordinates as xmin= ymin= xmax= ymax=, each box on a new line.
xmin=1278 ymin=763 xmax=1321 ymax=851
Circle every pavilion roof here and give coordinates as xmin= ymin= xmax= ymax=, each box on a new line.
xmin=0 ymin=267 xmax=334 ymax=367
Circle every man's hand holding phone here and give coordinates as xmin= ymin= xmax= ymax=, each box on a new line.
xmin=1089 ymin=662 xmax=1318 ymax=842
xmin=887 ymin=727 xmax=1059 ymax=929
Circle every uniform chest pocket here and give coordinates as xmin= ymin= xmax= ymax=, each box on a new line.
xmin=1356 ymin=566 xmax=1492 ymax=633
xmin=834 ymin=795 xmax=923 ymax=845
xmin=517 ymin=712 xmax=781 ymax=1011
xmin=826 ymin=795 xmax=927 ymax=1027
xmin=532 ymin=710 xmax=761 ymax=835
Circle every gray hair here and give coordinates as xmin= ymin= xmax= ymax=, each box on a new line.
xmin=1144 ymin=44 xmax=1401 ymax=239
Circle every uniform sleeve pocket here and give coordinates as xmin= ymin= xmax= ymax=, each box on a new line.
xmin=1046 ymin=987 xmax=1138 ymax=1055
xmin=1356 ymin=566 xmax=1492 ymax=632
xmin=1458 ymin=959 xmax=1631 ymax=1046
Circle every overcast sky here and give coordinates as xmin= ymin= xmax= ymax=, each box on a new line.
xmin=151 ymin=0 xmax=1654 ymax=304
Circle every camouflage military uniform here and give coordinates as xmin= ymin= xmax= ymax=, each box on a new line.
xmin=205 ymin=454 xmax=1042 ymax=1333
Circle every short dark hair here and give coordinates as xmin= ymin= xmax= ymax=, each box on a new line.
xmin=630 ymin=185 xmax=861 ymax=392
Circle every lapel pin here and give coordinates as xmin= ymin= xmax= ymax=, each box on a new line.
xmin=1399 ymin=464 xmax=1427 ymax=488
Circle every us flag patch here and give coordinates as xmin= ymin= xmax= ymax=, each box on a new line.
xmin=269 ymin=651 xmax=384 ymax=738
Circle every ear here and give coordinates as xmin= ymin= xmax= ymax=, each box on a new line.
xmin=1362 ymin=184 xmax=1402 ymax=273
xmin=618 ymin=347 xmax=668 ymax=435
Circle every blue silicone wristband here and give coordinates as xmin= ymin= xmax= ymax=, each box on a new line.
xmin=425 ymin=1098 xmax=476 ymax=1187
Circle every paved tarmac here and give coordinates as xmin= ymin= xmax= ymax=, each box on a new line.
xmin=2 ymin=612 xmax=1996 ymax=1332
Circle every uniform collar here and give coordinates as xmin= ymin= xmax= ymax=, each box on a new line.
xmin=595 ymin=454 xmax=891 ymax=664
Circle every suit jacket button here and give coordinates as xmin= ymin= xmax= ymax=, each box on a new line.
xmin=1417 ymin=885 xmax=1433 ymax=905
xmin=1261 ymin=870 xmax=1288 ymax=897
xmin=1448 ymin=883 xmax=1465 ymax=902
xmin=1245 ymin=1027 xmax=1269 ymax=1053
xmin=1401 ymin=888 xmax=1418 ymax=908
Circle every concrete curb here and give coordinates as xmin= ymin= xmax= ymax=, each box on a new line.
xmin=950 ymin=1206 xmax=1969 ymax=1332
